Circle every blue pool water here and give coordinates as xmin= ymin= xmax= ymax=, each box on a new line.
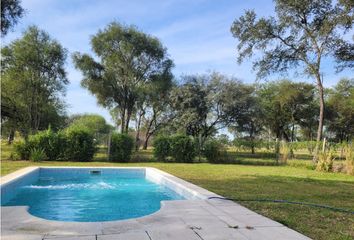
xmin=2 ymin=171 xmax=184 ymax=222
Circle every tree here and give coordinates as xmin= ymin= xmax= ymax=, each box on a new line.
xmin=326 ymin=78 xmax=354 ymax=142
xmin=257 ymin=80 xmax=317 ymax=141
xmin=73 ymin=22 xmax=173 ymax=134
xmin=1 ymin=0 xmax=24 ymax=36
xmin=140 ymin=63 xmax=174 ymax=149
xmin=170 ymin=72 xmax=253 ymax=144
xmin=231 ymin=0 xmax=353 ymax=160
xmin=66 ymin=114 xmax=113 ymax=141
xmin=1 ymin=26 xmax=68 ymax=139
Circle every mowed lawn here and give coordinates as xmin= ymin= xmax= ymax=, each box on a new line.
xmin=1 ymin=145 xmax=353 ymax=240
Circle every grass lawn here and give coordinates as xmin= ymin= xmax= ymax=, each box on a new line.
xmin=1 ymin=143 xmax=353 ymax=240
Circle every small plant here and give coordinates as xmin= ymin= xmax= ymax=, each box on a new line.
xmin=29 ymin=148 xmax=47 ymax=162
xmin=204 ymin=140 xmax=228 ymax=163
xmin=316 ymin=150 xmax=335 ymax=172
xmin=153 ymin=136 xmax=171 ymax=162
xmin=344 ymin=144 xmax=354 ymax=175
xmin=109 ymin=133 xmax=134 ymax=162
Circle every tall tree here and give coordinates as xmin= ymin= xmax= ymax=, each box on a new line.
xmin=231 ymin=0 xmax=353 ymax=159
xmin=1 ymin=0 xmax=24 ymax=36
xmin=257 ymin=80 xmax=317 ymax=141
xmin=1 ymin=26 xmax=68 ymax=139
xmin=326 ymin=78 xmax=354 ymax=142
xmin=73 ymin=22 xmax=173 ymax=134
xmin=170 ymin=72 xmax=253 ymax=144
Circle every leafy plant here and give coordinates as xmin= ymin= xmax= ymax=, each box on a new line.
xmin=64 ymin=127 xmax=97 ymax=162
xmin=316 ymin=150 xmax=335 ymax=172
xmin=109 ymin=133 xmax=134 ymax=162
xmin=204 ymin=140 xmax=228 ymax=163
xmin=170 ymin=135 xmax=196 ymax=163
xmin=29 ymin=148 xmax=47 ymax=162
xmin=153 ymin=136 xmax=171 ymax=162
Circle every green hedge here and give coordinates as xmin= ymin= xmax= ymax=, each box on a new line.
xmin=65 ymin=127 xmax=97 ymax=161
xmin=153 ymin=136 xmax=171 ymax=162
xmin=204 ymin=140 xmax=228 ymax=163
xmin=109 ymin=133 xmax=134 ymax=162
xmin=14 ymin=127 xmax=97 ymax=161
xmin=170 ymin=135 xmax=196 ymax=163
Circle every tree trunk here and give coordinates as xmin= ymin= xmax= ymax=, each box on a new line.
xmin=313 ymin=74 xmax=325 ymax=162
xmin=7 ymin=129 xmax=15 ymax=145
xmin=135 ymin=110 xmax=144 ymax=151
xmin=125 ymin=109 xmax=132 ymax=134
xmin=143 ymin=133 xmax=152 ymax=150
xmin=120 ymin=110 xmax=125 ymax=134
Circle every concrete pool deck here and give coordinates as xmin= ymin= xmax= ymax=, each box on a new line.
xmin=1 ymin=167 xmax=311 ymax=240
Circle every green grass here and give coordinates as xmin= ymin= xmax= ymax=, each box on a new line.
xmin=1 ymin=142 xmax=354 ymax=240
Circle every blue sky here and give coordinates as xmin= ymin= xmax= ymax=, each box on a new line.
xmin=3 ymin=0 xmax=353 ymax=125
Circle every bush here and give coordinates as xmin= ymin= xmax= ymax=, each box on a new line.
xmin=170 ymin=135 xmax=196 ymax=163
xmin=14 ymin=140 xmax=30 ymax=160
xmin=316 ymin=150 xmax=335 ymax=172
xmin=30 ymin=148 xmax=47 ymax=162
xmin=65 ymin=127 xmax=97 ymax=161
xmin=204 ymin=140 xmax=228 ymax=163
xmin=109 ymin=133 xmax=134 ymax=162
xmin=14 ymin=129 xmax=67 ymax=160
xmin=153 ymin=136 xmax=171 ymax=162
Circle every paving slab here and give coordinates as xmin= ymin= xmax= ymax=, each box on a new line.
xmin=98 ymin=231 xmax=150 ymax=240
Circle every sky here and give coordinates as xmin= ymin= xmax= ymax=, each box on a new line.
xmin=3 ymin=0 xmax=353 ymax=125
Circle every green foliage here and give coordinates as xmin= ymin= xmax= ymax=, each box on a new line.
xmin=14 ymin=140 xmax=31 ymax=160
xmin=14 ymin=128 xmax=66 ymax=161
xmin=29 ymin=148 xmax=47 ymax=162
xmin=14 ymin=127 xmax=97 ymax=161
xmin=203 ymin=140 xmax=228 ymax=163
xmin=73 ymin=22 xmax=173 ymax=134
xmin=65 ymin=127 xmax=97 ymax=162
xmin=316 ymin=150 xmax=335 ymax=172
xmin=109 ymin=133 xmax=134 ymax=162
xmin=326 ymin=78 xmax=354 ymax=141
xmin=170 ymin=135 xmax=196 ymax=163
xmin=153 ymin=136 xmax=171 ymax=162
xmin=1 ymin=26 xmax=68 ymax=137
xmin=1 ymin=0 xmax=24 ymax=36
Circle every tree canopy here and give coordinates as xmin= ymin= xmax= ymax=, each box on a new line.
xmin=230 ymin=0 xmax=353 ymax=158
xmin=73 ymin=22 xmax=173 ymax=134
xmin=1 ymin=26 xmax=68 ymax=139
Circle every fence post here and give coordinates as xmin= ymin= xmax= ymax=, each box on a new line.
xmin=107 ymin=131 xmax=112 ymax=161
xmin=275 ymin=138 xmax=280 ymax=164
xmin=322 ymin=137 xmax=326 ymax=153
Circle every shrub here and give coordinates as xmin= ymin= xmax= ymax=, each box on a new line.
xmin=65 ymin=127 xmax=97 ymax=161
xmin=109 ymin=133 xmax=134 ymax=162
xmin=153 ymin=136 xmax=171 ymax=162
xmin=316 ymin=150 xmax=335 ymax=172
xmin=170 ymin=135 xmax=196 ymax=163
xmin=29 ymin=148 xmax=47 ymax=162
xmin=14 ymin=129 xmax=67 ymax=160
xmin=204 ymin=140 xmax=228 ymax=163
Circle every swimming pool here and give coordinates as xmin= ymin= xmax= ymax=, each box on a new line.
xmin=1 ymin=167 xmax=200 ymax=222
